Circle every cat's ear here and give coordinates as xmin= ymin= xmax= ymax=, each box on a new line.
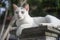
xmin=24 ymin=4 xmax=29 ymax=11
xmin=13 ymin=4 xmax=18 ymax=10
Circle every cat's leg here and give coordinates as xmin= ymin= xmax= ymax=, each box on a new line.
xmin=16 ymin=24 xmax=33 ymax=36
xmin=45 ymin=15 xmax=60 ymax=28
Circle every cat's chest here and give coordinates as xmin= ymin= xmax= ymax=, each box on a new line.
xmin=16 ymin=20 xmax=25 ymax=27
xmin=16 ymin=18 xmax=33 ymax=27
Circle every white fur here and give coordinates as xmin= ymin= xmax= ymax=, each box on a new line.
xmin=14 ymin=6 xmax=60 ymax=36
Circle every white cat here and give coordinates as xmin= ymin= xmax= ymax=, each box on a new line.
xmin=13 ymin=4 xmax=60 ymax=36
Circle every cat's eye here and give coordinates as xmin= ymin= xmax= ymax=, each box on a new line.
xmin=21 ymin=11 xmax=24 ymax=14
xmin=16 ymin=11 xmax=19 ymax=14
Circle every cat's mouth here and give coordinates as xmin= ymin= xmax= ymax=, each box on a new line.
xmin=18 ymin=16 xmax=21 ymax=19
xmin=17 ymin=16 xmax=24 ymax=20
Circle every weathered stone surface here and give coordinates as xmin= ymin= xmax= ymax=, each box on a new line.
xmin=20 ymin=25 xmax=60 ymax=38
xmin=45 ymin=32 xmax=58 ymax=37
xmin=46 ymin=36 xmax=57 ymax=40
xmin=10 ymin=25 xmax=60 ymax=40
xmin=20 ymin=36 xmax=46 ymax=40
xmin=20 ymin=36 xmax=57 ymax=40
xmin=21 ymin=25 xmax=47 ymax=38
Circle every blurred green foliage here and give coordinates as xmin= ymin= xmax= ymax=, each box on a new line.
xmin=28 ymin=0 xmax=58 ymax=16
xmin=3 ymin=0 xmax=60 ymax=18
xmin=3 ymin=0 xmax=59 ymax=18
xmin=27 ymin=0 xmax=60 ymax=18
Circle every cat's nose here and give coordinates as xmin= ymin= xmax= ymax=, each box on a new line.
xmin=18 ymin=15 xmax=20 ymax=17
xmin=17 ymin=14 xmax=20 ymax=17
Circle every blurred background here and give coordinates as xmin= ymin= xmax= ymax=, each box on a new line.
xmin=0 ymin=0 xmax=60 ymax=40
xmin=0 ymin=0 xmax=60 ymax=24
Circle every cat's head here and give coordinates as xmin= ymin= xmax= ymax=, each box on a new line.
xmin=13 ymin=4 xmax=29 ymax=20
